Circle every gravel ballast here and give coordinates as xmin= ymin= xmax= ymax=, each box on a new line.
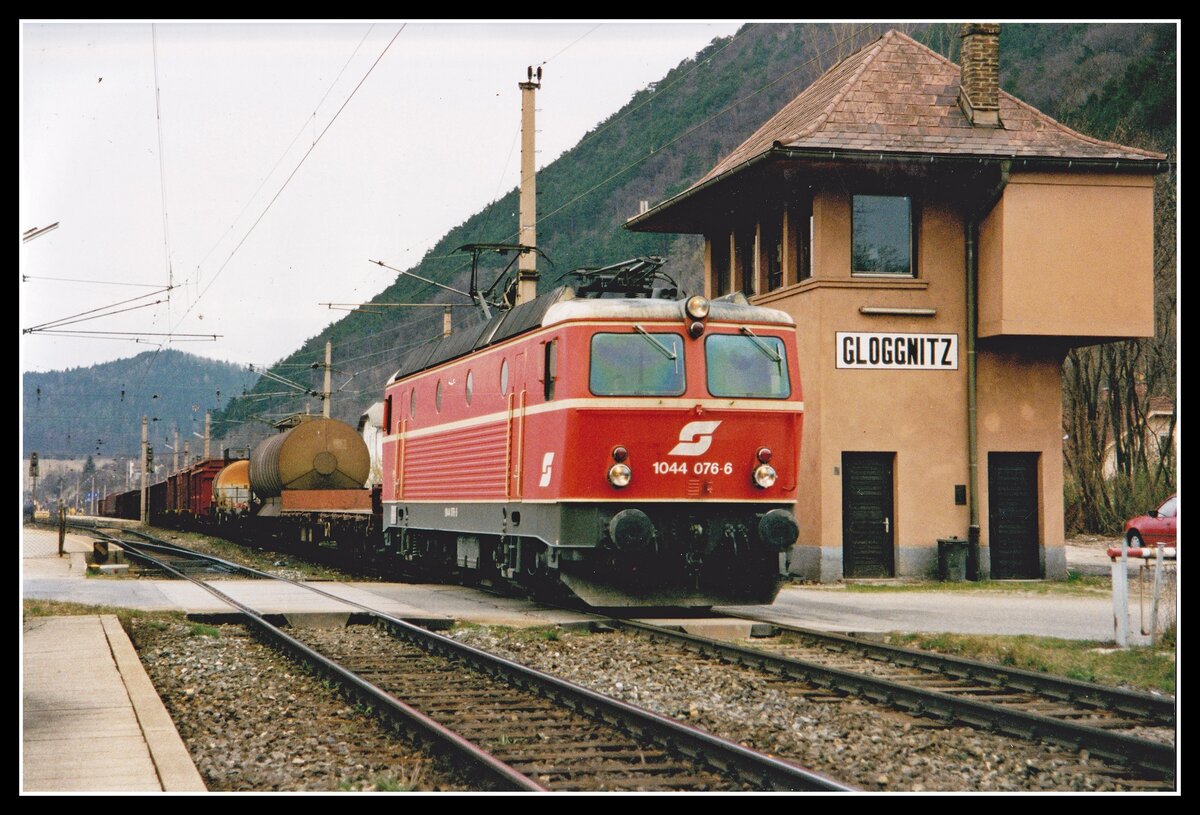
xmin=127 ymin=618 xmax=467 ymax=791
xmin=448 ymin=626 xmax=1164 ymax=792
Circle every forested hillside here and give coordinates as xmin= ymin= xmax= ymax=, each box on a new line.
xmin=23 ymin=349 xmax=256 ymax=459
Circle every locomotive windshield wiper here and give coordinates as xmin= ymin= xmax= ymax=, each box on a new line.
xmin=633 ymin=325 xmax=679 ymax=362
xmin=740 ymin=327 xmax=783 ymax=364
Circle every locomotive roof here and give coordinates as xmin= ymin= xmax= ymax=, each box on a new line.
xmin=386 ymin=287 xmax=794 ymax=385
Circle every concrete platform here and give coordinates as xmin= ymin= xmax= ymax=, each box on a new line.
xmin=22 ymin=615 xmax=206 ymax=792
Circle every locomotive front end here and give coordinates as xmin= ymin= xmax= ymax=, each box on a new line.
xmin=379 ymin=280 xmax=803 ymax=609
xmin=526 ymin=294 xmax=803 ymax=606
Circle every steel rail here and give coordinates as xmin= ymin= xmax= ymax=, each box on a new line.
xmin=112 ymin=536 xmax=544 ymax=791
xmin=611 ymin=619 xmax=1176 ymax=780
xmin=367 ymin=615 xmax=849 ymax=791
xmin=720 ymin=613 xmax=1177 ymax=723
xmin=106 ymin=530 xmax=851 ymax=791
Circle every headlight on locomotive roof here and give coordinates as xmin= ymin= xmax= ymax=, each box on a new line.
xmin=608 ymin=463 xmax=632 ymax=488
xmin=752 ymin=463 xmax=777 ymax=489
xmin=684 ymin=295 xmax=710 ymax=321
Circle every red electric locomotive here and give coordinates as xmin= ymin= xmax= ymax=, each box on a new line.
xmin=380 ymin=260 xmax=803 ymax=607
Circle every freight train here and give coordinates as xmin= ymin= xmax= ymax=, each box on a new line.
xmin=102 ymin=260 xmax=804 ymax=607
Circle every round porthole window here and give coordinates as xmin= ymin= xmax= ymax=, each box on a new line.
xmin=500 ymin=359 xmax=509 ymax=396
xmin=466 ymin=370 xmax=474 ymax=405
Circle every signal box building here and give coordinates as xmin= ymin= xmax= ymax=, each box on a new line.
xmin=628 ymin=26 xmax=1166 ymax=580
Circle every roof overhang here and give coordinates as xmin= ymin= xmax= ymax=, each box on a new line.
xmin=626 ymin=145 xmax=1170 ymax=235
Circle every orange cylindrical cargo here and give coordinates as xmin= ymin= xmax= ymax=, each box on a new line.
xmin=250 ymin=418 xmax=371 ymax=497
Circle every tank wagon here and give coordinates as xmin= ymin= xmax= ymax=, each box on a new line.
xmin=103 ymin=418 xmax=378 ymax=552
xmin=379 ymin=270 xmax=803 ymax=607
xmin=248 ymin=416 xmax=377 ymax=549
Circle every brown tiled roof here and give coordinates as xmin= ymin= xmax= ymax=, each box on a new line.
xmin=697 ymin=29 xmax=1165 ymax=185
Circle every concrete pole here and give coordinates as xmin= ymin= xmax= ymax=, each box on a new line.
xmin=173 ymin=427 xmax=180 ymax=473
xmin=1150 ymin=545 xmax=1164 ymax=643
xmin=184 ymin=440 xmax=190 ymax=466
xmin=204 ymin=411 xmax=211 ymax=459
xmin=140 ymin=415 xmax=149 ymax=524
xmin=1112 ymin=537 xmax=1129 ymax=647
xmin=443 ymin=306 xmax=453 ymax=337
xmin=323 ymin=340 xmax=332 ymax=418
xmin=516 ymin=67 xmax=541 ymax=305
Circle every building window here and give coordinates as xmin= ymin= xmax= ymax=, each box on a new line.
xmin=796 ymin=197 xmax=813 ymax=281
xmin=762 ymin=217 xmax=783 ymax=291
xmin=711 ymin=233 xmax=731 ymax=296
xmin=852 ymin=194 xmax=913 ymax=276
xmin=736 ymin=225 xmax=756 ymax=297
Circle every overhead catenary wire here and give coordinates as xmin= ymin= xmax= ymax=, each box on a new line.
xmin=23 ymin=287 xmax=173 ymax=334
xmin=22 ymin=275 xmax=165 ymax=288
xmin=151 ymin=25 xmax=173 ymax=309
xmin=227 ymin=26 xmax=881 ymax=424
xmin=172 ymin=25 xmax=407 ymax=334
xmin=185 ymin=24 xmax=378 ymax=287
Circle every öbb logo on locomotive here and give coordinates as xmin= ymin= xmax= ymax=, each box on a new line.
xmin=668 ymin=420 xmax=723 ymax=456
xmin=104 ymin=262 xmax=805 ymax=608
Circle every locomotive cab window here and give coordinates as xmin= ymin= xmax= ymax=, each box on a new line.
xmin=544 ymin=341 xmax=557 ymax=401
xmin=706 ymin=333 xmax=790 ymax=398
xmin=590 ymin=332 xmax=685 ymax=396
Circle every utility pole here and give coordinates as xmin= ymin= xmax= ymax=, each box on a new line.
xmin=443 ymin=307 xmax=453 ymax=337
xmin=323 ymin=340 xmax=332 ymax=418
xmin=204 ymin=411 xmax=211 ymax=459
xmin=173 ymin=427 xmax=180 ymax=473
xmin=140 ymin=416 xmax=148 ymax=524
xmin=516 ymin=66 xmax=541 ymax=305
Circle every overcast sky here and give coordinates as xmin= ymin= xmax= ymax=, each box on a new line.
xmin=20 ymin=20 xmax=742 ymax=374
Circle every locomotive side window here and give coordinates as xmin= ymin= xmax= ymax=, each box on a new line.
xmin=544 ymin=341 xmax=557 ymax=401
xmin=465 ymin=370 xmax=474 ymax=405
xmin=410 ymin=388 xmax=416 ymax=419
xmin=436 ymin=380 xmax=444 ymax=413
xmin=590 ymin=332 xmax=685 ymax=396
xmin=500 ymin=359 xmax=509 ymax=396
xmin=384 ymin=395 xmax=393 ymax=433
xmin=705 ymin=334 xmax=790 ymax=398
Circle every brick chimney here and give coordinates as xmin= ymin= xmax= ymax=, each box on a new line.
xmin=959 ymin=23 xmax=1001 ymax=127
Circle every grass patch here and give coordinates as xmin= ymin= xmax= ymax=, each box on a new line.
xmin=881 ymin=631 xmax=1177 ymax=694
xmin=186 ymin=621 xmax=222 ymax=638
xmin=843 ymin=572 xmax=1110 ymax=596
xmin=22 ymin=598 xmax=185 ymax=630
xmin=373 ymin=764 xmax=426 ymax=791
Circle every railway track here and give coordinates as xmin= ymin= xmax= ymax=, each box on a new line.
xmin=93 ymin=528 xmax=848 ymax=792
xmin=83 ymin=524 xmax=1176 ymax=790
xmin=603 ymin=617 xmax=1176 ymax=788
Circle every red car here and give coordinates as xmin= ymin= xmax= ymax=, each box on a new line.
xmin=1124 ymin=494 xmax=1178 ymax=548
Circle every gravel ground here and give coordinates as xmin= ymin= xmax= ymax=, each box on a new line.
xmin=127 ymin=618 xmax=468 ymax=791
xmin=449 ymin=626 xmax=1167 ymax=792
xmin=127 ymin=524 xmax=381 ymax=583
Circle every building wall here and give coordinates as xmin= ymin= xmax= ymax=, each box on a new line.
xmin=979 ymin=172 xmax=1155 ymax=339
xmin=976 ymin=344 xmax=1069 ymax=579
xmin=711 ymin=180 xmax=1077 ymax=581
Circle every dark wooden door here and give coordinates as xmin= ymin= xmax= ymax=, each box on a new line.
xmin=988 ymin=453 xmax=1040 ymax=579
xmin=842 ymin=453 xmax=895 ymax=578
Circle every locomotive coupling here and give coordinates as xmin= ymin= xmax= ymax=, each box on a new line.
xmin=608 ymin=509 xmax=655 ymax=552
xmin=757 ymin=508 xmax=800 ymax=551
